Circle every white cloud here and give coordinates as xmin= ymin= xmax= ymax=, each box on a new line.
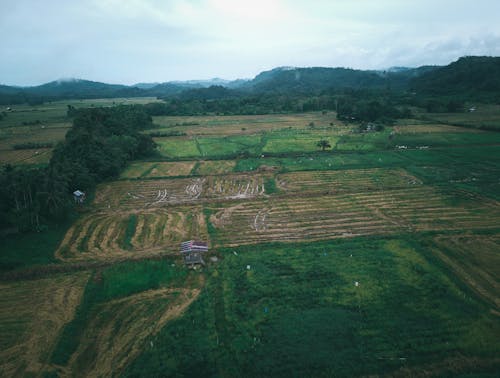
xmin=1 ymin=0 xmax=499 ymax=85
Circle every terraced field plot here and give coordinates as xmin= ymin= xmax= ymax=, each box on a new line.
xmin=194 ymin=159 xmax=236 ymax=175
xmin=263 ymin=133 xmax=338 ymax=153
xmin=151 ymin=113 xmax=340 ymax=136
xmin=0 ymin=148 xmax=52 ymax=165
xmin=209 ymin=186 xmax=500 ymax=247
xmin=94 ymin=174 xmax=266 ymax=210
xmin=55 ymin=207 xmax=208 ymax=262
xmin=197 ymin=134 xmax=263 ymax=157
xmin=120 ymin=161 xmax=195 ymax=178
xmin=0 ymin=272 xmax=90 ymax=377
xmin=276 ymin=168 xmax=421 ymax=193
xmin=154 ymin=136 xmax=201 ymax=158
xmin=393 ymin=123 xmax=485 ymax=134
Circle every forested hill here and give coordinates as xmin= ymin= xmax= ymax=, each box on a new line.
xmin=238 ymin=66 xmax=403 ymax=93
xmin=0 ymin=79 xmax=146 ymax=105
xmin=1 ymin=56 xmax=499 ymax=104
xmin=411 ymin=56 xmax=500 ymax=95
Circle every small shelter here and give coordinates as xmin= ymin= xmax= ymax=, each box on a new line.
xmin=180 ymin=240 xmax=208 ymax=266
xmin=73 ymin=190 xmax=86 ymax=204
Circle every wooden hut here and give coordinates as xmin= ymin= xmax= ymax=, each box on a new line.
xmin=180 ymin=240 xmax=208 ymax=266
xmin=73 ymin=190 xmax=86 ymax=204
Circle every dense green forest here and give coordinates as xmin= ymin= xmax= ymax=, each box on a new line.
xmin=0 ymin=106 xmax=155 ymax=231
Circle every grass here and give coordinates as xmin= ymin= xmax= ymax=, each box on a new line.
xmin=264 ymin=177 xmax=278 ymax=194
xmin=392 ymin=132 xmax=500 ymax=147
xmin=194 ymin=160 xmax=236 ymax=175
xmin=121 ymin=214 xmax=137 ymax=250
xmin=0 ymin=221 xmax=73 ymax=272
xmin=124 ymin=237 xmax=500 ymax=377
xmin=196 ymin=134 xmax=262 ymax=157
xmin=154 ymin=137 xmax=201 ymax=158
xmin=233 ymin=151 xmax=408 ymax=172
xmin=421 ymin=104 xmax=500 ymax=130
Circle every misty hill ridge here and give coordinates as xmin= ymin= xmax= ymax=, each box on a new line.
xmin=411 ymin=56 xmax=500 ymax=94
xmin=0 ymin=56 xmax=499 ymax=104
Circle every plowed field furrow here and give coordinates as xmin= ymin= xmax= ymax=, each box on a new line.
xmin=57 ymin=207 xmax=209 ymax=262
xmin=209 ymin=185 xmax=500 ymax=246
xmin=94 ymin=175 xmax=267 ymax=210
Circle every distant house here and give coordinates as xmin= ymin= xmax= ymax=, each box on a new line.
xmin=180 ymin=240 xmax=208 ymax=266
xmin=73 ymin=190 xmax=86 ymax=204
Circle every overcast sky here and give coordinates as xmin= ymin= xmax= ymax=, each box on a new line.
xmin=2 ymin=0 xmax=500 ymax=86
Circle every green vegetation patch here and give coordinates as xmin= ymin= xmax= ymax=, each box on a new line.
xmin=193 ymin=160 xmax=236 ymax=175
xmin=234 ymin=151 xmax=408 ymax=172
xmin=196 ymin=134 xmax=262 ymax=158
xmin=0 ymin=221 xmax=72 ymax=272
xmin=392 ymin=132 xmax=500 ymax=148
xmin=120 ymin=162 xmax=156 ymax=178
xmin=125 ymin=237 xmax=499 ymax=377
xmin=262 ymin=129 xmax=339 ymax=154
xmin=121 ymin=214 xmax=137 ymax=250
xmin=154 ymin=137 xmax=201 ymax=158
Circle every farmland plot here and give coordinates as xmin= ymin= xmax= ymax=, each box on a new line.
xmin=55 ymin=207 xmax=208 ymax=262
xmin=0 ymin=148 xmax=52 ymax=165
xmin=62 ymin=286 xmax=201 ymax=377
xmin=194 ymin=159 xmax=236 ymax=175
xmin=209 ymin=186 xmax=500 ymax=247
xmin=94 ymin=174 xmax=266 ymax=210
xmin=120 ymin=161 xmax=196 ymax=179
xmin=276 ymin=168 xmax=421 ymax=193
xmin=431 ymin=233 xmax=500 ymax=310
xmin=0 ymin=272 xmax=90 ymax=377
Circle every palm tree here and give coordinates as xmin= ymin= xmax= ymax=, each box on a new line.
xmin=316 ymin=139 xmax=331 ymax=151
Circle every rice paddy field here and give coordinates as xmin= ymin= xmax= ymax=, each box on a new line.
xmin=1 ymin=104 xmax=500 ymax=377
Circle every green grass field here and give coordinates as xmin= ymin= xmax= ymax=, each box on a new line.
xmin=124 ymin=237 xmax=499 ymax=377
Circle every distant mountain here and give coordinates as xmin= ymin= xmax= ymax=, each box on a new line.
xmin=133 ymin=82 xmax=161 ymax=89
xmin=411 ymin=56 xmax=500 ymax=95
xmin=170 ymin=78 xmax=230 ymax=87
xmin=0 ymin=56 xmax=498 ymax=105
xmin=239 ymin=66 xmax=390 ymax=93
xmin=176 ymin=85 xmax=239 ymax=100
xmin=26 ymin=78 xmax=136 ymax=98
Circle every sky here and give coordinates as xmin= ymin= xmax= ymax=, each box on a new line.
xmin=2 ymin=0 xmax=500 ymax=86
